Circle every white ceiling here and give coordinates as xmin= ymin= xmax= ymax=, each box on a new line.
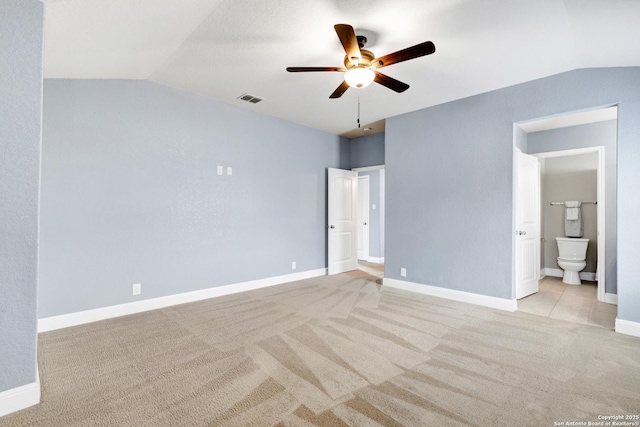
xmin=42 ymin=0 xmax=640 ymax=137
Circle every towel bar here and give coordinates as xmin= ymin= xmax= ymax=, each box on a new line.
xmin=550 ymin=201 xmax=597 ymax=206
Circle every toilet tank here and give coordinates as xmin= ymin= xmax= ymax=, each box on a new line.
xmin=556 ymin=237 xmax=589 ymax=260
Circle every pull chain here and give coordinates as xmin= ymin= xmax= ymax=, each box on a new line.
xmin=357 ymin=96 xmax=361 ymax=128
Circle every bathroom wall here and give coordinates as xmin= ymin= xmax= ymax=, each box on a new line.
xmin=543 ymin=170 xmax=597 ymax=273
xmin=528 ymin=120 xmax=616 ymax=293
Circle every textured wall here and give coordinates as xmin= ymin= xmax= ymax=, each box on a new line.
xmin=39 ymin=79 xmax=347 ymax=317
xmin=0 ymin=0 xmax=42 ymax=392
xmin=350 ymin=132 xmax=384 ymax=168
xmin=385 ymin=68 xmax=640 ymax=325
xmin=528 ymin=120 xmax=617 ymax=293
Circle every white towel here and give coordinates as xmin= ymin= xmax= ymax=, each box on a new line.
xmin=565 ymin=201 xmax=583 ymax=237
xmin=565 ymin=201 xmax=581 ymax=220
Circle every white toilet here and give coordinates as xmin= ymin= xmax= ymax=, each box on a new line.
xmin=556 ymin=237 xmax=589 ymax=285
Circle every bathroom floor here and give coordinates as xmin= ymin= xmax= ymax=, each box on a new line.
xmin=517 ymin=276 xmax=617 ymax=330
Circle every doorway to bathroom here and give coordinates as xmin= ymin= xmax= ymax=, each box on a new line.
xmin=514 ymin=106 xmax=618 ymax=310
xmin=533 ymin=147 xmax=605 ymax=299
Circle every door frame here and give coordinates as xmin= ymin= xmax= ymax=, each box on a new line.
xmin=357 ymin=175 xmax=370 ymax=261
xmin=533 ymin=146 xmax=606 ymax=302
xmin=352 ymin=164 xmax=385 ymax=265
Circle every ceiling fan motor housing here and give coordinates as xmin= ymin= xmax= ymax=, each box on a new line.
xmin=344 ymin=49 xmax=375 ymax=69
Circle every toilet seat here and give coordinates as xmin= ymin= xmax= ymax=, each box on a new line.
xmin=557 ymin=257 xmax=583 ymax=262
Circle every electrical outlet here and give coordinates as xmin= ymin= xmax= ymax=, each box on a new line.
xmin=292 ymin=261 xmax=297 ymax=270
xmin=227 ymin=166 xmax=233 ymax=175
xmin=400 ymin=268 xmax=407 ymax=277
xmin=217 ymin=165 xmax=223 ymax=175
xmin=132 ymin=283 xmax=141 ymax=295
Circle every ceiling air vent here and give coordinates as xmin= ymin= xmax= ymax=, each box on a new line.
xmin=237 ymin=93 xmax=263 ymax=104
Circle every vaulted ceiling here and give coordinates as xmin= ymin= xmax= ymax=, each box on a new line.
xmin=42 ymin=0 xmax=640 ymax=137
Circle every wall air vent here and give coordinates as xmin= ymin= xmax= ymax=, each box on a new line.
xmin=237 ymin=93 xmax=263 ymax=104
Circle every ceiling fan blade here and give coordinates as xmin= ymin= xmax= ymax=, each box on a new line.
xmin=286 ymin=67 xmax=347 ymax=72
xmin=329 ymin=80 xmax=350 ymax=99
xmin=374 ymin=72 xmax=410 ymax=93
xmin=372 ymin=41 xmax=436 ymax=68
xmin=334 ymin=24 xmax=361 ymax=64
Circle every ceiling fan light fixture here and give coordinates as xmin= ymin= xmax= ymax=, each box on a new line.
xmin=344 ymin=68 xmax=375 ymax=88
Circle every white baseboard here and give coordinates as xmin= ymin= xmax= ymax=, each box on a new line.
xmin=38 ymin=268 xmax=327 ymax=332
xmin=539 ymin=268 xmax=546 ymax=279
xmin=544 ymin=268 xmax=563 ymax=277
xmin=366 ymin=257 xmax=384 ymax=264
xmin=382 ymin=278 xmax=517 ymax=312
xmin=544 ymin=268 xmax=596 ymax=282
xmin=581 ymin=272 xmax=596 ymax=281
xmin=604 ymin=293 xmax=618 ymax=305
xmin=0 ymin=381 xmax=40 ymax=417
xmin=615 ymin=318 xmax=640 ymax=338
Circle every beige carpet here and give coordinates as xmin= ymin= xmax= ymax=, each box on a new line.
xmin=2 ymin=270 xmax=639 ymax=426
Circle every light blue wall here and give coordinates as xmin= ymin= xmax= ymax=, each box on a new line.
xmin=350 ymin=132 xmax=384 ymax=168
xmin=0 ymin=0 xmax=42 ymax=392
xmin=39 ymin=79 xmax=348 ymax=317
xmin=527 ymin=120 xmax=617 ymax=293
xmin=385 ymin=68 xmax=640 ymax=324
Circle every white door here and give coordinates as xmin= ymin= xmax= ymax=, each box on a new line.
xmin=515 ymin=151 xmax=541 ymax=299
xmin=357 ymin=175 xmax=370 ymax=261
xmin=328 ymin=168 xmax=358 ymax=275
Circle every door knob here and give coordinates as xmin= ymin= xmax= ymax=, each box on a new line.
xmin=330 ymin=225 xmax=335 ymax=229
xmin=363 ymin=222 xmax=367 ymax=225
xmin=517 ymin=230 xmax=527 ymax=235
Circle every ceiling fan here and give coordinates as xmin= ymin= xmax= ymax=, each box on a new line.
xmin=286 ymin=24 xmax=435 ymax=98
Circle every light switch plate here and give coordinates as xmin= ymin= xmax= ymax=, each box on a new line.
xmin=227 ymin=166 xmax=233 ymax=175
xmin=217 ymin=166 xmax=223 ymax=175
